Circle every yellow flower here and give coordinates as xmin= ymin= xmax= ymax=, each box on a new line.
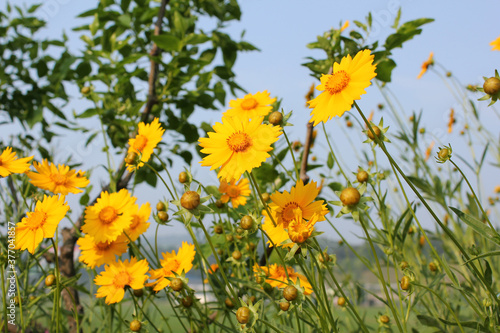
xmin=127 ymin=118 xmax=165 ymax=171
xmin=199 ymin=116 xmax=282 ymax=182
xmin=224 ymin=91 xmax=276 ymax=120
xmin=340 ymin=20 xmax=350 ymax=32
xmin=27 ymin=160 xmax=89 ymax=195
xmin=417 ymin=52 xmax=434 ymax=79
xmin=265 ymin=180 xmax=328 ymax=228
xmin=81 ymin=189 xmax=137 ymax=243
xmin=0 ymin=147 xmax=33 ymax=177
xmin=288 ymin=212 xmax=319 ymax=244
xmin=203 ymin=263 xmax=219 ymax=283
xmin=15 ymin=195 xmax=69 ymax=254
xmin=147 ymin=242 xmax=195 ymax=292
xmin=218 ymin=178 xmax=251 ymax=208
xmin=254 ymin=263 xmax=312 ymax=295
xmin=308 ymin=49 xmax=377 ymax=125
xmin=95 ymin=257 xmax=149 ymax=304
xmin=77 ymin=234 xmax=129 ymax=269
xmin=124 ymin=203 xmax=151 ymax=242
xmin=490 ymin=35 xmax=500 ymax=51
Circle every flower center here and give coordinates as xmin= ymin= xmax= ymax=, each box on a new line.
xmin=241 ymin=97 xmax=258 ymax=110
xmin=28 ymin=211 xmax=47 ymax=230
xmin=50 ymin=174 xmax=67 ymax=185
xmin=275 ymin=266 xmax=286 ymax=279
xmin=281 ymin=202 xmax=301 ymax=226
xmin=95 ymin=241 xmax=112 ymax=251
xmin=133 ymin=135 xmax=148 ymax=152
xmin=130 ymin=215 xmax=141 ymax=230
xmin=163 ymin=259 xmax=181 ymax=275
xmin=99 ymin=206 xmax=118 ymax=224
xmin=112 ymin=271 xmax=132 ymax=289
xmin=227 ymin=131 xmax=252 ymax=153
xmin=227 ymin=185 xmax=240 ymax=198
xmin=325 ymin=70 xmax=350 ymax=94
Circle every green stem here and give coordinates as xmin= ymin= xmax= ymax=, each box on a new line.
xmin=50 ymin=238 xmax=61 ymax=333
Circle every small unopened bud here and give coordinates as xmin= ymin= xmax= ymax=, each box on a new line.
xmin=45 ymin=274 xmax=56 ymax=287
xmin=236 ymin=307 xmax=251 ymax=324
xmin=130 ymin=319 xmax=141 ymax=332
xmin=171 ymin=278 xmax=183 ymax=291
xmin=268 ymin=111 xmax=283 ymax=125
xmin=337 ymin=297 xmax=346 ymax=307
xmin=181 ymin=191 xmax=200 ymax=210
xmin=340 ymin=187 xmax=360 ymax=206
xmin=178 ymin=171 xmax=188 ymax=183
xmin=356 ymin=170 xmax=369 ymax=183
xmin=280 ymin=301 xmax=290 ymax=311
xmin=283 ymin=286 xmax=298 ymax=301
xmin=125 ymin=152 xmax=139 ymax=165
xmin=367 ymin=125 xmax=381 ymax=140
xmin=240 ymin=216 xmax=253 ymax=230
xmin=483 ymin=77 xmax=500 ymax=96
xmin=400 ymin=276 xmax=410 ymax=290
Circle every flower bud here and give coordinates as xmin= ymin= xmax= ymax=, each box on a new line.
xmin=268 ymin=111 xmax=283 ymax=125
xmin=400 ymin=276 xmax=410 ymax=290
xmin=214 ymin=225 xmax=223 ymax=234
xmin=232 ymin=250 xmax=242 ymax=261
xmin=215 ymin=199 xmax=224 ymax=208
xmin=181 ymin=296 xmax=193 ymax=308
xmin=171 ymin=278 xmax=183 ymax=292
xmin=81 ymin=86 xmax=91 ymax=94
xmin=45 ymin=274 xmax=56 ymax=287
xmin=133 ymin=289 xmax=144 ymax=297
xmin=156 ymin=201 xmax=166 ymax=211
xmin=367 ymin=125 xmax=381 ymax=140
xmin=130 ymin=319 xmax=141 ymax=332
xmin=178 ymin=171 xmax=188 ymax=183
xmin=225 ymin=298 xmax=234 ymax=308
xmin=181 ymin=191 xmax=200 ymax=210
xmin=262 ymin=193 xmax=270 ymax=202
xmin=380 ymin=315 xmax=390 ymax=324
xmin=337 ymin=296 xmax=346 ymax=307
xmin=124 ymin=152 xmax=139 ymax=165
xmin=240 ymin=216 xmax=253 ymax=230
xmin=236 ymin=307 xmax=251 ymax=324
xmin=357 ymin=170 xmax=369 ymax=183
xmin=283 ymin=286 xmax=298 ymax=301
xmin=280 ymin=301 xmax=290 ymax=311
xmin=157 ymin=211 xmax=169 ymax=222
xmin=340 ymin=187 xmax=360 ymax=206
xmin=483 ymin=77 xmax=500 ymax=96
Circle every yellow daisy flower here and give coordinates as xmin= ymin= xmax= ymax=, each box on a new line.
xmin=27 ymin=160 xmax=90 ymax=195
xmin=224 ymin=91 xmax=276 ymax=120
xmin=265 ymin=180 xmax=328 ymax=228
xmin=124 ymin=203 xmax=151 ymax=242
xmin=0 ymin=147 xmax=33 ymax=177
xmin=199 ymin=116 xmax=282 ymax=182
xmin=95 ymin=257 xmax=149 ymax=304
xmin=218 ymin=177 xmax=251 ymax=208
xmin=308 ymin=49 xmax=377 ymax=125
xmin=417 ymin=52 xmax=434 ymax=79
xmin=81 ymin=189 xmax=137 ymax=243
xmin=77 ymin=234 xmax=129 ymax=269
xmin=490 ymin=35 xmax=500 ymax=51
xmin=147 ymin=242 xmax=195 ymax=292
xmin=254 ymin=263 xmax=312 ymax=295
xmin=127 ymin=118 xmax=165 ymax=171
xmin=15 ymin=195 xmax=69 ymax=254
xmin=287 ymin=212 xmax=320 ymax=244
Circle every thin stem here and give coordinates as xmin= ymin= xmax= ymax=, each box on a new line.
xmin=282 ymin=128 xmax=300 ymax=180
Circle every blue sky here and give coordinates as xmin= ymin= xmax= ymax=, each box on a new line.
xmin=4 ymin=0 xmax=500 ymax=244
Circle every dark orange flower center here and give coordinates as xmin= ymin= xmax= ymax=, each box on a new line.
xmin=95 ymin=241 xmax=112 ymax=251
xmin=280 ymin=202 xmax=301 ymax=226
xmin=99 ymin=206 xmax=118 ymax=224
xmin=130 ymin=215 xmax=141 ymax=230
xmin=28 ymin=211 xmax=48 ymax=230
xmin=226 ymin=185 xmax=240 ymax=198
xmin=113 ymin=271 xmax=132 ymax=288
xmin=326 ymin=70 xmax=350 ymax=94
xmin=50 ymin=174 xmax=67 ymax=185
xmin=227 ymin=131 xmax=252 ymax=153
xmin=241 ymin=97 xmax=258 ymax=110
xmin=133 ymin=135 xmax=148 ymax=152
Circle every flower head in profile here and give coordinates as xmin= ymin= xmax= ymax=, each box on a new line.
xmin=0 ymin=147 xmax=33 ymax=177
xmin=27 ymin=160 xmax=89 ymax=195
xmin=15 ymin=195 xmax=69 ymax=254
xmin=287 ymin=212 xmax=320 ymax=244
xmin=224 ymin=91 xmax=276 ymax=120
xmin=490 ymin=35 xmax=500 ymax=51
xmin=308 ymin=49 xmax=377 ymax=125
xmin=147 ymin=242 xmax=195 ymax=292
xmin=199 ymin=116 xmax=282 ymax=182
xmin=127 ymin=118 xmax=165 ymax=171
xmin=77 ymin=234 xmax=129 ymax=269
xmin=264 ymin=180 xmax=328 ymax=228
xmin=95 ymin=257 xmax=149 ymax=304
xmin=81 ymin=189 xmax=137 ymax=243
xmin=218 ymin=177 xmax=251 ymax=209
xmin=417 ymin=52 xmax=434 ymax=79
xmin=124 ymin=203 xmax=151 ymax=242
xmin=254 ymin=264 xmax=312 ymax=295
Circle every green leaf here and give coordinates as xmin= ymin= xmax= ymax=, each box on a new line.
xmin=484 ymin=260 xmax=492 ymax=287
xmin=117 ymin=14 xmax=131 ymax=28
xmin=449 ymin=207 xmax=500 ymax=246
xmin=152 ymin=34 xmax=181 ymax=52
xmin=375 ymin=58 xmax=396 ymax=82
xmin=417 ymin=315 xmax=441 ymax=329
xmin=327 ymin=182 xmax=342 ymax=192
xmin=327 ymin=152 xmax=334 ymax=169
xmin=184 ymin=33 xmax=210 ymax=45
xmin=213 ymin=81 xmax=226 ymax=105
xmin=90 ymin=13 xmax=99 ymax=36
